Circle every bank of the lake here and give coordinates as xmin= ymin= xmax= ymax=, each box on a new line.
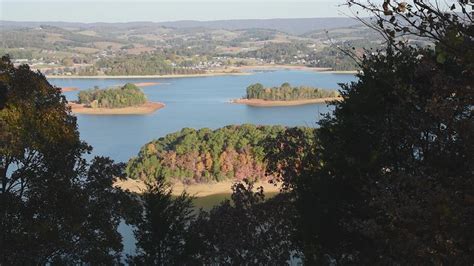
xmin=231 ymin=64 xmax=358 ymax=74
xmin=133 ymin=82 xmax=161 ymax=87
xmin=69 ymin=101 xmax=165 ymax=115
xmin=114 ymin=178 xmax=281 ymax=197
xmin=61 ymin=87 xmax=79 ymax=92
xmin=47 ymin=65 xmax=358 ymax=80
xmin=231 ymin=97 xmax=342 ymax=107
xmin=47 ymin=71 xmax=250 ymax=79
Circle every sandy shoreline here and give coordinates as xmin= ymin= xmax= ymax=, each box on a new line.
xmin=236 ymin=65 xmax=331 ymax=72
xmin=133 ymin=82 xmax=161 ymax=87
xmin=230 ymin=97 xmax=342 ymax=107
xmin=68 ymin=101 xmax=165 ymax=115
xmin=61 ymin=87 xmax=79 ymax=92
xmin=318 ymin=70 xmax=359 ymax=74
xmin=114 ymin=178 xmax=282 ymax=197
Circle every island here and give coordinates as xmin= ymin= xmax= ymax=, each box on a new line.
xmin=125 ymin=124 xmax=315 ymax=188
xmin=68 ymin=83 xmax=165 ymax=115
xmin=231 ymin=82 xmax=342 ymax=107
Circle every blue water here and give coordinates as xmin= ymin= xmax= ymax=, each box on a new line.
xmin=49 ymin=70 xmax=356 ymax=163
xmin=49 ymin=70 xmax=356 ymax=258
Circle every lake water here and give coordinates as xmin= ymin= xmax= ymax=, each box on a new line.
xmin=49 ymin=70 xmax=357 ymax=258
xmin=49 ymin=70 xmax=356 ymax=163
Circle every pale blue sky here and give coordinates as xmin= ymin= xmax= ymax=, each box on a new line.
xmin=0 ymin=0 xmax=354 ymax=22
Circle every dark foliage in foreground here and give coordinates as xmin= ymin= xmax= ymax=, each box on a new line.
xmin=128 ymin=180 xmax=195 ymax=265
xmin=264 ymin=1 xmax=473 ymax=264
xmin=0 ymin=56 xmax=140 ymax=264
xmin=186 ymin=180 xmax=299 ymax=264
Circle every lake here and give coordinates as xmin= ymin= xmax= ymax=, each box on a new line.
xmin=49 ymin=70 xmax=357 ymax=258
xmin=49 ymin=70 xmax=356 ymax=163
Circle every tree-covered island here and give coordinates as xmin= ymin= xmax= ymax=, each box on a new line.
xmin=126 ymin=124 xmax=315 ymax=184
xmin=232 ymin=82 xmax=341 ymax=106
xmin=70 ymin=83 xmax=164 ymax=115
xmin=78 ymin=83 xmax=146 ymax=108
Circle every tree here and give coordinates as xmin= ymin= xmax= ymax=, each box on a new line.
xmin=78 ymin=83 xmax=147 ymax=108
xmin=245 ymin=83 xmax=338 ymax=101
xmin=186 ymin=180 xmax=300 ymax=264
xmin=264 ymin=1 xmax=473 ymax=263
xmin=0 ymin=56 xmax=139 ymax=264
xmin=128 ymin=179 xmax=195 ymax=265
xmin=126 ymin=125 xmax=300 ymax=184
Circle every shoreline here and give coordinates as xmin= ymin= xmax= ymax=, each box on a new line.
xmin=47 ymin=71 xmax=251 ymax=79
xmin=46 ymin=65 xmax=358 ymax=79
xmin=318 ymin=70 xmax=359 ymax=74
xmin=231 ymin=65 xmax=358 ymax=74
xmin=68 ymin=101 xmax=165 ymax=115
xmin=230 ymin=97 xmax=342 ymax=107
xmin=133 ymin=82 xmax=161 ymax=87
xmin=61 ymin=87 xmax=79 ymax=92
xmin=114 ymin=178 xmax=282 ymax=197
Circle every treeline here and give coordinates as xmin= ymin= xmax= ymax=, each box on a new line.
xmin=308 ymin=46 xmax=360 ymax=71
xmin=77 ymin=83 xmax=147 ymax=108
xmin=237 ymin=42 xmax=359 ymax=71
xmin=96 ymin=54 xmax=206 ymax=76
xmin=126 ymin=125 xmax=314 ymax=183
xmin=246 ymin=82 xmax=339 ymax=101
xmin=238 ymin=42 xmax=310 ymax=64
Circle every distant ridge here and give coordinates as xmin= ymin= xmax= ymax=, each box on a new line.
xmin=157 ymin=18 xmax=360 ymax=35
xmin=0 ymin=17 xmax=360 ymax=35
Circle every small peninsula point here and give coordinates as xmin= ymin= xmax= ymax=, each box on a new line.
xmin=231 ymin=97 xmax=342 ymax=107
xmin=61 ymin=87 xmax=79 ymax=92
xmin=133 ymin=82 xmax=161 ymax=87
xmin=68 ymin=101 xmax=165 ymax=115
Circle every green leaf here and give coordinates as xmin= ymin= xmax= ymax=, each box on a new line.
xmin=436 ymin=52 xmax=446 ymax=64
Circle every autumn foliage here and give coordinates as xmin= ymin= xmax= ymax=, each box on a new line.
xmin=126 ymin=125 xmax=315 ymax=184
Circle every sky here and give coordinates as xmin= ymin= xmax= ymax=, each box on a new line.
xmin=0 ymin=0 xmax=355 ymax=23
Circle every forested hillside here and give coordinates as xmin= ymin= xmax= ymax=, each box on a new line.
xmin=0 ymin=18 xmax=379 ymax=76
xmin=78 ymin=83 xmax=147 ymax=108
xmin=245 ymin=82 xmax=339 ymax=101
xmin=126 ymin=125 xmax=315 ymax=183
